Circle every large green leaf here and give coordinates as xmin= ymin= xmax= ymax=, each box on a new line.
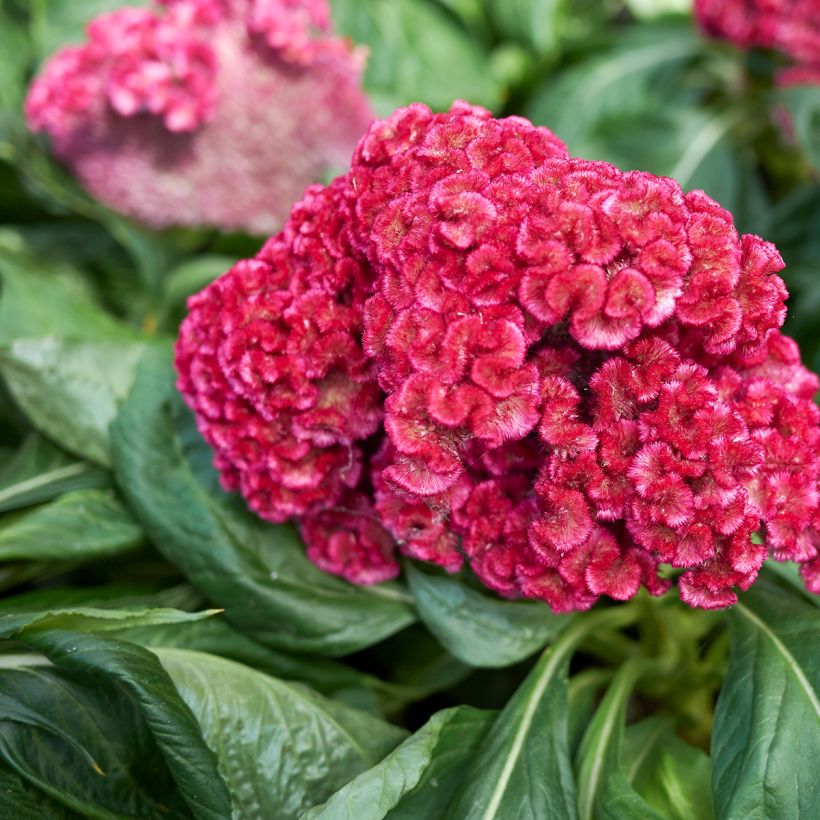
xmin=17 ymin=629 xmax=233 ymax=820
xmin=443 ymin=609 xmax=634 ymax=819
xmin=0 ymin=337 xmax=147 ymax=466
xmin=110 ymin=347 xmax=415 ymax=656
xmin=105 ymin=611 xmax=464 ymax=717
xmin=331 ymin=0 xmax=501 ymax=114
xmin=711 ymin=581 xmax=820 ymax=819
xmin=0 ymin=489 xmax=142 ymax=562
xmin=0 ymin=666 xmax=191 ymax=819
xmin=0 ymin=434 xmax=108 ymax=514
xmin=575 ymin=659 xmax=662 ymax=820
xmin=156 ymin=648 xmax=407 ymax=820
xmin=112 ymin=616 xmax=387 ymax=714
xmin=304 ymin=705 xmax=495 ymax=819
xmin=0 ymin=582 xmax=203 ymax=615
xmin=622 ymin=717 xmax=714 ymax=820
xmin=406 ymin=564 xmax=572 ymax=667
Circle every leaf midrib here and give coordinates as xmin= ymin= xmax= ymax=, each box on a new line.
xmin=477 ymin=620 xmax=584 ymax=820
xmin=735 ymin=603 xmax=820 ymax=718
xmin=0 ymin=462 xmax=90 ymax=507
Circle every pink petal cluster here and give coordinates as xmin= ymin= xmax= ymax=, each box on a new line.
xmin=695 ymin=0 xmax=820 ymax=85
xmin=176 ymin=102 xmax=820 ymax=609
xmin=25 ymin=0 xmax=373 ymax=233
xmin=176 ymin=179 xmax=382 ymax=532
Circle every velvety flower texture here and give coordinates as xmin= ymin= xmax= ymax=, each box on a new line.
xmin=25 ymin=0 xmax=372 ymax=233
xmin=695 ymin=0 xmax=820 ymax=85
xmin=176 ymin=101 xmax=820 ymax=609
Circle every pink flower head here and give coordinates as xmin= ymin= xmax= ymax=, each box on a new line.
xmin=25 ymin=0 xmax=373 ymax=233
xmin=177 ymin=102 xmax=820 ymax=608
xmin=695 ymin=0 xmax=820 ymax=85
xmin=175 ymin=178 xmax=381 ymax=523
xmin=300 ymin=492 xmax=399 ymax=584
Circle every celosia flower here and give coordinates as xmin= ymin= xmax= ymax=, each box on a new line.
xmin=176 ymin=178 xmax=381 ymax=523
xmin=25 ymin=0 xmax=372 ymax=233
xmin=695 ymin=0 xmax=820 ymax=85
xmin=176 ymin=101 xmax=820 ymax=611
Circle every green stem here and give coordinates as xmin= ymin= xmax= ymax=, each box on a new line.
xmin=580 ymin=629 xmax=642 ymax=665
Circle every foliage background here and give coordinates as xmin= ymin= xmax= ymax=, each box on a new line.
xmin=0 ymin=1 xmax=817 ymax=818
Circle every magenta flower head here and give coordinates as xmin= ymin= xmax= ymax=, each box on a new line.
xmin=176 ymin=101 xmax=820 ymax=609
xmin=695 ymin=0 xmax=820 ymax=85
xmin=25 ymin=0 xmax=373 ymax=233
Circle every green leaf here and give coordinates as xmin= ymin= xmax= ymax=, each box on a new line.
xmin=0 ymin=5 xmax=29 ymax=115
xmin=0 ymin=582 xmax=203 ymax=615
xmin=94 ymin=607 xmax=464 ymax=717
xmin=777 ymin=84 xmax=820 ymax=171
xmin=110 ymin=346 xmax=415 ymax=656
xmin=711 ymin=581 xmax=820 ymax=819
xmin=156 ymin=648 xmax=407 ymax=820
xmin=0 ymin=489 xmax=142 ymax=562
xmin=567 ymin=669 xmax=611 ymax=757
xmin=576 ymin=659 xmax=662 ymax=820
xmin=624 ymin=0 xmax=691 ymax=19
xmin=406 ymin=564 xmax=572 ymax=667
xmin=331 ymin=0 xmax=501 ymax=114
xmin=527 ymin=24 xmax=700 ymax=150
xmin=767 ymin=184 xmax=820 ymax=363
xmin=620 ymin=716 xmax=672 ymax=781
xmin=16 ymin=629 xmax=234 ymax=820
xmin=0 ymin=666 xmax=192 ymax=819
xmin=0 ymin=139 xmax=177 ymax=290
xmin=0 ymin=434 xmax=108 ymax=514
xmin=443 ymin=609 xmax=634 ymax=819
xmin=762 ymin=561 xmax=820 ymax=607
xmin=432 ymin=0 xmax=486 ymax=30
xmin=622 ymin=718 xmax=714 ymax=820
xmin=0 ymin=337 xmax=148 ymax=466
xmin=110 ymin=615 xmax=387 ymax=713
xmin=0 ymin=606 xmax=218 ymax=639
xmin=304 ymin=705 xmax=495 ymax=819
xmin=0 ymin=583 xmax=385 ymax=717
xmin=483 ymin=0 xmax=566 ymax=55
xmin=0 ymin=237 xmax=138 ymax=345
xmin=0 ymin=759 xmax=79 ymax=819
xmin=663 ymin=109 xmax=744 ymax=209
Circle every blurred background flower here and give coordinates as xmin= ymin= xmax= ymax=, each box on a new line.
xmin=24 ymin=0 xmax=373 ymax=233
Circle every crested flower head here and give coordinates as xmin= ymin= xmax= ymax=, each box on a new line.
xmin=176 ymin=101 xmax=820 ymax=611
xmin=25 ymin=0 xmax=373 ymax=233
xmin=695 ymin=0 xmax=820 ymax=85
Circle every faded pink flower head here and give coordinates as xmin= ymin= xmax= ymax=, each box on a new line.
xmin=176 ymin=102 xmax=820 ymax=610
xmin=25 ymin=0 xmax=373 ymax=233
xmin=695 ymin=0 xmax=820 ymax=85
